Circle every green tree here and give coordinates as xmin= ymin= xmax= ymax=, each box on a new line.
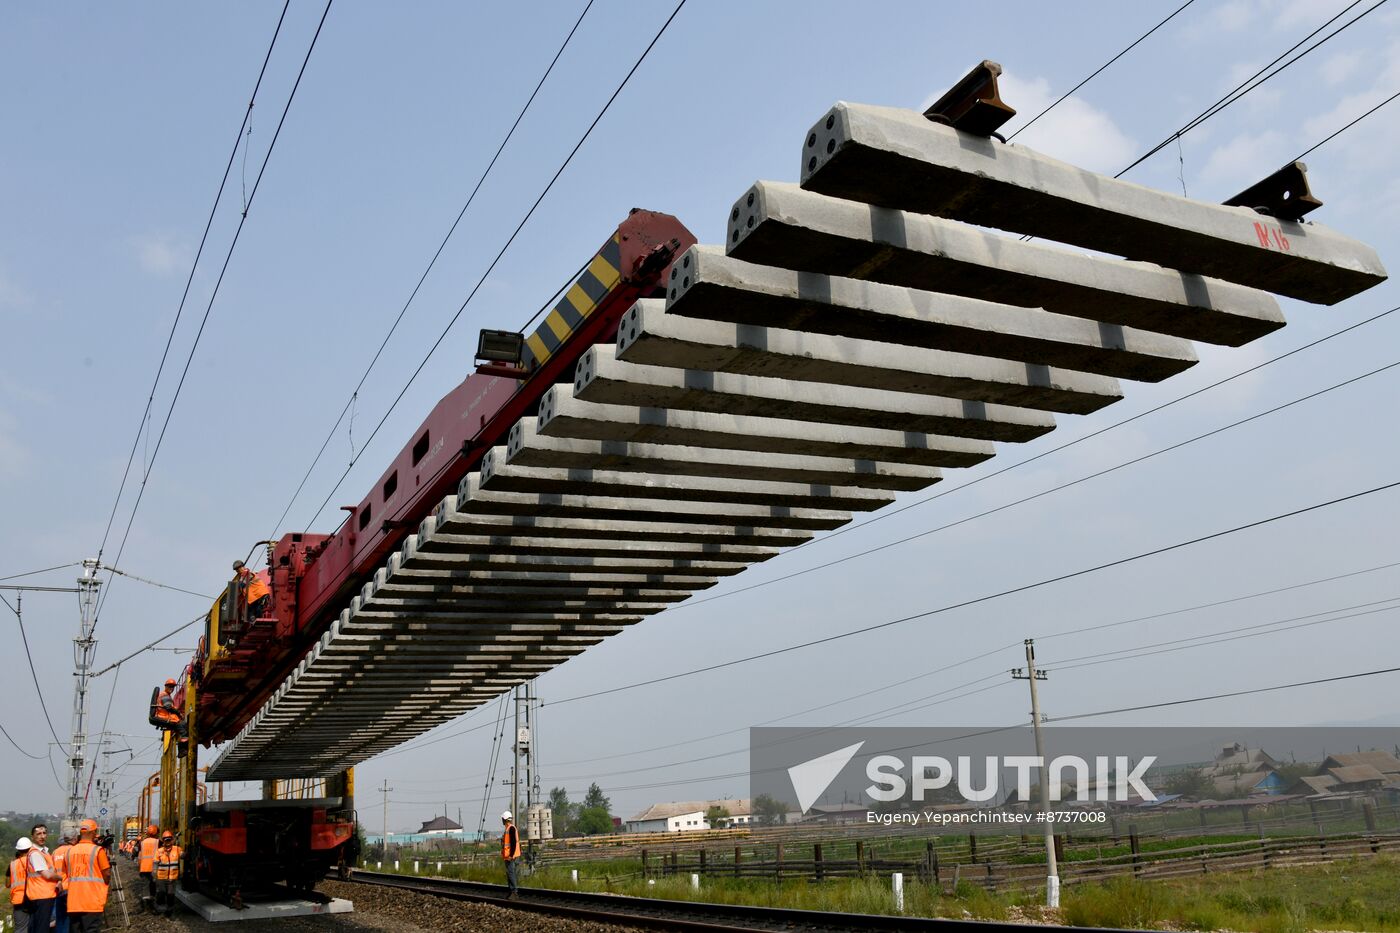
xmin=704 ymin=805 xmax=731 ymax=829
xmin=751 ymin=794 xmax=788 ymax=826
xmin=573 ymin=806 xmax=613 ymax=836
xmin=548 ymin=786 xmax=575 ymax=834
xmin=582 ymin=783 xmax=610 ymax=813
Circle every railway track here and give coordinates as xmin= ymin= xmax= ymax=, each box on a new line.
xmin=343 ymin=869 xmax=1143 ymax=932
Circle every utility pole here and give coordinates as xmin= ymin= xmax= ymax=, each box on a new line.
xmin=511 ymin=684 xmax=523 ymax=828
xmin=379 ymin=779 xmax=393 ymax=858
xmin=66 ymin=559 xmax=102 ymax=822
xmin=1012 ymin=638 xmax=1058 ymax=908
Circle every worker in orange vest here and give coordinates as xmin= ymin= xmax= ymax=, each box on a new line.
xmin=51 ymin=830 xmax=76 ymax=933
xmin=64 ymin=820 xmax=110 ymax=933
xmin=233 ymin=560 xmax=272 ymax=620
xmin=21 ymin=824 xmax=60 ymax=933
xmin=137 ymin=825 xmax=159 ymax=909
xmin=9 ymin=836 xmax=33 ymax=933
xmin=152 ymin=679 xmax=189 ymax=757
xmin=500 ymin=811 xmax=521 ymax=898
xmin=152 ymin=832 xmax=181 ymax=918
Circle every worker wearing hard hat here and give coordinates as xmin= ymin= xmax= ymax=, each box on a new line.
xmin=500 ymin=811 xmax=520 ymax=898
xmin=152 ymin=678 xmax=189 ymax=757
xmin=152 ymin=832 xmax=181 ymax=918
xmin=232 ymin=560 xmax=272 ymax=621
xmin=64 ymin=820 xmax=110 ymax=933
xmin=20 ymin=825 xmax=60 ymax=933
xmin=137 ymin=825 xmax=159 ymax=909
xmin=9 ymin=836 xmax=33 ymax=933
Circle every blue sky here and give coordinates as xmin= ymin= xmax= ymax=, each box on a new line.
xmin=2 ymin=0 xmax=1397 ymax=828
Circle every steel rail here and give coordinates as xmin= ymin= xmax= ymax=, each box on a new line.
xmin=344 ymin=869 xmax=1143 ymax=932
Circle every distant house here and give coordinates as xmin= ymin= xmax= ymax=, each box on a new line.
xmin=624 ymin=799 xmax=751 ymax=833
xmin=1210 ymin=770 xmax=1286 ymax=798
xmin=417 ymin=815 xmax=464 ymax=835
xmin=1209 ymin=744 xmax=1280 ymax=773
xmin=1323 ymin=752 xmax=1400 ymax=779
xmin=1288 ymin=751 xmax=1400 ymax=797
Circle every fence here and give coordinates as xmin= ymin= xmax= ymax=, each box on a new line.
xmin=639 ymin=828 xmax=1400 ymax=891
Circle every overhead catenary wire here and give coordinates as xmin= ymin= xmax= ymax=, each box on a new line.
xmin=92 ymin=613 xmax=206 ymax=678
xmin=92 ymin=0 xmax=335 ymax=633
xmin=1115 ymin=0 xmax=1386 ymax=178
xmin=103 ymin=566 xmax=213 ymax=601
xmin=0 ymin=563 xmax=81 ymax=582
xmin=267 ymin=0 xmax=598 ymax=542
xmin=1006 ymin=0 xmax=1199 ymax=141
xmin=1047 ymin=664 xmax=1400 ymax=723
xmin=1293 ymin=88 xmax=1400 ymax=162
xmin=1044 ymin=601 xmax=1400 ymax=674
xmin=0 ymin=721 xmax=45 ymax=760
xmin=696 ymin=303 xmax=1400 ymax=583
xmin=666 ymin=342 xmax=1400 ymax=614
xmin=406 ymin=588 xmax=1400 ymax=794
xmin=396 ymin=662 xmax=1400 ymax=808
xmin=381 ymin=555 xmax=1400 ymax=768
xmin=547 ymin=478 xmax=1400 ymax=706
xmin=1 ymin=592 xmax=70 ymax=753
xmin=300 ymin=0 xmax=689 ymax=532
xmin=94 ymin=0 xmax=293 ymax=567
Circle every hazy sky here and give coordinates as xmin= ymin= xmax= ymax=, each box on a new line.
xmin=2 ymin=0 xmax=1397 ymax=831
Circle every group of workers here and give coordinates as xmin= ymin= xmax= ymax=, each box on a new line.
xmin=8 ymin=820 xmax=110 ymax=933
xmin=119 ymin=825 xmax=181 ymax=917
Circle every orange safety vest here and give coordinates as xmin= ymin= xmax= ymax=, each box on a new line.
xmin=245 ymin=574 xmax=270 ymax=604
xmin=25 ymin=848 xmax=58 ymax=900
xmin=500 ymin=823 xmax=520 ymax=861
xmin=8 ymin=856 xmax=26 ymax=906
xmin=153 ymin=845 xmax=181 ymax=882
xmin=139 ymin=836 xmax=159 ymax=873
xmin=52 ymin=843 xmax=71 ymax=894
xmin=64 ymin=843 xmax=109 ymax=914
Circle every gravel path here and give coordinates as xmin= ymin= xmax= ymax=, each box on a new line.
xmin=101 ymin=859 xmax=652 ymax=932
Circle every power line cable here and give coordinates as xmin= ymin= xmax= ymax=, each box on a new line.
xmin=668 ymin=347 xmax=1400 ymax=614
xmin=1 ymin=592 xmax=70 ymax=753
xmin=1116 ymin=0 xmax=1385 ymax=177
xmin=400 ymin=661 xmax=1400 ymax=807
xmin=1037 ymin=558 xmax=1400 ymax=642
xmin=699 ymin=303 xmax=1399 ymax=585
xmin=103 ymin=566 xmax=213 ymax=601
xmin=0 ymin=563 xmax=80 ymax=582
xmin=547 ymin=478 xmax=1400 ymax=706
xmin=1294 ymin=88 xmax=1400 ymax=162
xmin=383 ymin=556 xmax=1400 ymax=769
xmin=541 ymin=596 xmax=1400 ymax=788
xmin=301 ymin=0 xmax=688 ymax=531
xmin=1047 ymin=603 xmax=1400 ymax=674
xmin=1007 ymin=0 xmax=1199 ymax=141
xmin=93 ymin=0 xmax=335 ymax=632
xmin=267 ymin=0 xmax=597 ymax=541
xmin=1048 ymin=664 xmax=1400 ymax=723
xmin=94 ymin=0 xmax=293 ymax=566
xmin=0 ymin=722 xmax=44 ymax=760
xmin=92 ymin=614 xmax=206 ymax=678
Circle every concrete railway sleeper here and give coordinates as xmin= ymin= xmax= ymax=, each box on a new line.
xmin=196 ymin=79 xmax=1384 ymax=784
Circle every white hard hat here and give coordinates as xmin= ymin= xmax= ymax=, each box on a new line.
xmin=501 ymin=811 xmax=512 ymax=821
xmin=15 ymin=837 xmax=32 ymax=851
